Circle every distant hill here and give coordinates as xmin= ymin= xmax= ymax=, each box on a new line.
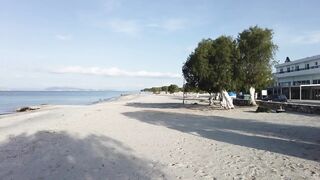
xmin=0 ymin=87 xmax=10 ymax=91
xmin=44 ymin=87 xmax=94 ymax=91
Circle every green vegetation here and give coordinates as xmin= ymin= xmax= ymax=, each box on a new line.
xmin=161 ymin=86 xmax=168 ymax=94
xmin=182 ymin=26 xmax=277 ymax=105
xmin=142 ymin=84 xmax=181 ymax=94
xmin=237 ymin=26 xmax=278 ymax=104
xmin=168 ymin=84 xmax=179 ymax=94
xmin=183 ymin=36 xmax=237 ymax=94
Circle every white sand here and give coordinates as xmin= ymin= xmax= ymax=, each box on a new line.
xmin=0 ymin=94 xmax=319 ymax=179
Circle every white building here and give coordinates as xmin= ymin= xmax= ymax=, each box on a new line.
xmin=273 ymin=55 xmax=320 ymax=100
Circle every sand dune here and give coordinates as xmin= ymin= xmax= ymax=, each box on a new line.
xmin=0 ymin=94 xmax=319 ymax=179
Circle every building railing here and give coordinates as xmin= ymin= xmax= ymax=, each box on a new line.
xmin=276 ymin=65 xmax=319 ymax=74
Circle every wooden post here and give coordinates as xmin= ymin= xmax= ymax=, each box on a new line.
xmin=182 ymin=79 xmax=185 ymax=104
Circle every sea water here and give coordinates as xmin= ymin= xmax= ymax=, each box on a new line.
xmin=0 ymin=91 xmax=128 ymax=114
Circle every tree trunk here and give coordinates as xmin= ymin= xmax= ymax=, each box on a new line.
xmin=220 ymin=92 xmax=227 ymax=108
xmin=250 ymin=87 xmax=257 ymax=106
xmin=220 ymin=90 xmax=234 ymax=109
xmin=215 ymin=93 xmax=219 ymax=100
xmin=209 ymin=93 xmax=213 ymax=106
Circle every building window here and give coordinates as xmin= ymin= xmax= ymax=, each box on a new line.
xmin=316 ymin=62 xmax=318 ymax=66
xmin=295 ymin=65 xmax=299 ymax=71
xmin=280 ymin=68 xmax=284 ymax=73
xmin=305 ymin=64 xmax=309 ymax=69
xmin=279 ymin=82 xmax=291 ymax=86
xmin=313 ymin=79 xmax=320 ymax=84
xmin=287 ymin=67 xmax=290 ymax=72
xmin=294 ymin=80 xmax=311 ymax=85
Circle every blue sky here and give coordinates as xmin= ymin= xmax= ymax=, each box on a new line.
xmin=1 ymin=0 xmax=320 ymax=90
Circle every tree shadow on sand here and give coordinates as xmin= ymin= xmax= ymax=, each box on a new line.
xmin=0 ymin=131 xmax=164 ymax=180
xmin=123 ymin=110 xmax=320 ymax=162
xmin=126 ymin=102 xmax=220 ymax=111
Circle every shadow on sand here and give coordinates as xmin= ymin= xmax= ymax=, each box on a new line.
xmin=123 ymin=110 xmax=320 ymax=162
xmin=0 ymin=131 xmax=164 ymax=180
xmin=126 ymin=102 xmax=221 ymax=111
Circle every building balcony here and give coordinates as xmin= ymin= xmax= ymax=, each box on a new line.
xmin=275 ymin=65 xmax=320 ymax=78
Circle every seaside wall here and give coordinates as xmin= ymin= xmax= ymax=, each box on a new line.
xmin=257 ymin=100 xmax=320 ymax=115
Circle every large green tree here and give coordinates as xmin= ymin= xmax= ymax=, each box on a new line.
xmin=183 ymin=26 xmax=277 ymax=107
xmin=182 ymin=36 xmax=237 ymax=108
xmin=208 ymin=36 xmax=238 ymax=93
xmin=182 ymin=39 xmax=213 ymax=93
xmin=237 ymin=26 xmax=278 ymax=104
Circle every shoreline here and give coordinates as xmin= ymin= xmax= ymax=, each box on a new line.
xmin=0 ymin=92 xmax=136 ymax=116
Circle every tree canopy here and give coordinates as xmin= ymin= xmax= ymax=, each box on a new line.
xmin=183 ymin=36 xmax=238 ymax=94
xmin=183 ymin=26 xmax=277 ymax=95
xmin=237 ymin=26 xmax=278 ymax=92
xmin=182 ymin=39 xmax=212 ymax=92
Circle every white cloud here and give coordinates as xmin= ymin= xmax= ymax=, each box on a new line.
xmin=93 ymin=17 xmax=187 ymax=36
xmin=291 ymin=31 xmax=320 ymax=44
xmin=52 ymin=66 xmax=181 ymax=78
xmin=146 ymin=18 xmax=187 ymax=32
xmin=162 ymin=18 xmax=187 ymax=31
xmin=108 ymin=19 xmax=140 ymax=35
xmin=55 ymin=34 xmax=72 ymax=40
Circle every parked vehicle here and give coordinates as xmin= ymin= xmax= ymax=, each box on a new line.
xmin=236 ymin=93 xmax=251 ymax=100
xmin=263 ymin=94 xmax=287 ymax=102
xmin=228 ymin=92 xmax=237 ymax=99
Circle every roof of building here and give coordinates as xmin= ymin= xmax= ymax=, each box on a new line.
xmin=275 ymin=54 xmax=320 ymax=68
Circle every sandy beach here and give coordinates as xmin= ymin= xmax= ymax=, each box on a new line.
xmin=0 ymin=94 xmax=319 ymax=179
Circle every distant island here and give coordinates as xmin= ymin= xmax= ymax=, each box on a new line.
xmin=44 ymin=87 xmax=95 ymax=91
xmin=45 ymin=87 xmax=125 ymax=91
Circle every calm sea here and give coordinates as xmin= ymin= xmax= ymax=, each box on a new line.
xmin=0 ymin=91 xmax=128 ymax=114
